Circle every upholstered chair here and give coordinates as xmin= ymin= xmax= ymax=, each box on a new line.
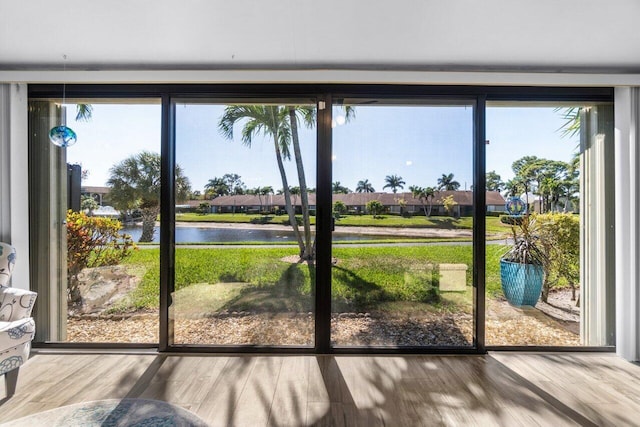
xmin=0 ymin=242 xmax=37 ymax=397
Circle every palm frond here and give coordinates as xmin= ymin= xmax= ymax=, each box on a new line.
xmin=75 ymin=104 xmax=93 ymax=122
xmin=278 ymin=124 xmax=292 ymax=160
xmin=554 ymin=107 xmax=581 ymax=138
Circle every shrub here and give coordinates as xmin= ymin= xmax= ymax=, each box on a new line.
xmin=537 ymin=213 xmax=580 ymax=301
xmin=66 ymin=210 xmax=136 ymax=303
xmin=281 ymin=216 xmax=302 ymax=226
xmin=197 ymin=202 xmax=210 ymax=215
xmin=333 ymin=201 xmax=347 ymax=218
xmin=441 ymin=195 xmax=458 ymax=217
xmin=251 ymin=215 xmax=273 ymax=224
xmin=366 ymin=200 xmax=384 ymax=218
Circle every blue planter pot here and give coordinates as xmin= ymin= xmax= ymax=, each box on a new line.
xmin=500 ymin=259 xmax=544 ymax=307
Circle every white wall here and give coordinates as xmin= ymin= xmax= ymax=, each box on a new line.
xmin=1 ymin=0 xmax=639 ymax=71
xmin=0 ymin=84 xmax=30 ymax=290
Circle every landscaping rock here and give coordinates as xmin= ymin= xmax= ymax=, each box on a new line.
xmin=74 ymin=265 xmax=140 ymax=314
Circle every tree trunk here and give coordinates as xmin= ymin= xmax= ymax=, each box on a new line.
xmin=272 ymin=135 xmax=305 ymax=255
xmin=289 ymin=108 xmax=313 ymax=260
xmin=140 ymin=207 xmax=159 ymax=243
xmin=541 ymin=276 xmax=550 ymax=303
xmin=421 ymin=200 xmax=428 ymax=217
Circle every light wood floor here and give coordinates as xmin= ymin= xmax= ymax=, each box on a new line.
xmin=1 ymin=351 xmax=639 ymax=426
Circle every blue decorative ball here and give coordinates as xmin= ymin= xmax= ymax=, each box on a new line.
xmin=49 ymin=125 xmax=77 ymax=147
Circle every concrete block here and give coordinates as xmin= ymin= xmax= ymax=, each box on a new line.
xmin=438 ymin=263 xmax=468 ymax=292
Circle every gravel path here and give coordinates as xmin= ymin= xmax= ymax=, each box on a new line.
xmin=66 ymin=296 xmax=579 ymax=347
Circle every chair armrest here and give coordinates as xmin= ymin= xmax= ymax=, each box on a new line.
xmin=0 ymin=286 xmax=37 ymax=322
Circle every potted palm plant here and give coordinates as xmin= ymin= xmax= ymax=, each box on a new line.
xmin=500 ymin=214 xmax=547 ymax=306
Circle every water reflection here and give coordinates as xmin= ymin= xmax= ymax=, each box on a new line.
xmin=121 ymin=226 xmax=383 ymax=243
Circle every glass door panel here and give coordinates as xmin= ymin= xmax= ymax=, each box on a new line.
xmin=29 ymin=99 xmax=162 ymax=343
xmin=172 ymin=100 xmax=317 ymax=346
xmin=485 ymin=102 xmax=614 ymax=347
xmin=330 ymin=100 xmax=475 ymax=348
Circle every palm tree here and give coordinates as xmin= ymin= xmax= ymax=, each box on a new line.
xmin=219 ymin=104 xmax=354 ymax=260
xmin=383 ymin=174 xmax=405 ymax=193
xmin=356 ymin=179 xmax=375 ymax=193
xmin=504 ymin=178 xmax=523 ymax=198
xmin=219 ymin=105 xmax=307 ymax=256
xmin=409 ymin=185 xmax=436 ymax=217
xmin=409 ymin=186 xmax=428 ymax=217
xmin=247 ymin=187 xmax=263 ymax=213
xmin=332 ymin=181 xmax=351 ymax=194
xmin=260 ymin=186 xmax=274 ymax=213
xmin=424 ymin=186 xmax=436 ymax=216
xmin=288 ymin=107 xmax=314 ymax=258
xmin=556 ymin=107 xmax=581 ymax=139
xmin=289 ymin=186 xmax=301 ymax=209
xmin=108 ymin=151 xmax=190 ymax=242
xmin=204 ymin=177 xmax=230 ymax=199
xmin=437 ymin=173 xmax=460 ymax=191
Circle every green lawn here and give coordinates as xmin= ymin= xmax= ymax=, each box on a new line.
xmin=118 ymin=244 xmax=506 ymax=313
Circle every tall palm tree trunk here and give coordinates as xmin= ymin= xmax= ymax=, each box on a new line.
xmin=272 ymin=136 xmax=305 ymax=255
xmin=289 ymin=108 xmax=313 ymax=259
xmin=140 ymin=207 xmax=159 ymax=242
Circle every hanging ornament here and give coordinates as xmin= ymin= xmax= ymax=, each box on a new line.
xmin=49 ymin=54 xmax=77 ymax=147
xmin=49 ymin=125 xmax=77 ymax=147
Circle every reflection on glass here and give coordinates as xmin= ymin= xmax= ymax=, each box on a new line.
xmin=331 ymin=102 xmax=475 ymax=347
xmin=173 ymin=102 xmax=317 ymax=346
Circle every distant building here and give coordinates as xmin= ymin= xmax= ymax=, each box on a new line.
xmin=189 ymin=191 xmax=506 ymax=216
xmin=81 ymin=186 xmax=111 ymax=206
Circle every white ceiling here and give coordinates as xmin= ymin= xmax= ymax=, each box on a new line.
xmin=2 ymin=0 xmax=639 ymax=73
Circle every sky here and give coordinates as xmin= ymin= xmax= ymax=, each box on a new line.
xmin=66 ymin=102 xmax=579 ymax=194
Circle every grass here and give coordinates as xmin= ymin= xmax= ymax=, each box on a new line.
xmin=117 ymin=244 xmax=506 ymax=314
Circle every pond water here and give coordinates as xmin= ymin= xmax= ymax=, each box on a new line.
xmin=121 ymin=226 xmax=384 ymax=243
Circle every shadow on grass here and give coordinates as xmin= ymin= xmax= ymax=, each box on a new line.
xmin=219 ymin=263 xmax=313 ymax=313
xmin=331 ymin=265 xmax=386 ymax=312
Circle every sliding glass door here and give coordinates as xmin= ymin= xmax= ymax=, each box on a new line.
xmin=28 ymin=85 xmax=614 ymax=352
xmin=484 ymin=102 xmax=615 ymax=347
xmin=29 ymin=98 xmax=161 ymax=344
xmin=330 ymin=99 xmax=477 ymax=348
xmin=171 ymin=99 xmax=317 ymax=347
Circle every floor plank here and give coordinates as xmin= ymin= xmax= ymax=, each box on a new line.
xmin=1 ymin=352 xmax=639 ymax=426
